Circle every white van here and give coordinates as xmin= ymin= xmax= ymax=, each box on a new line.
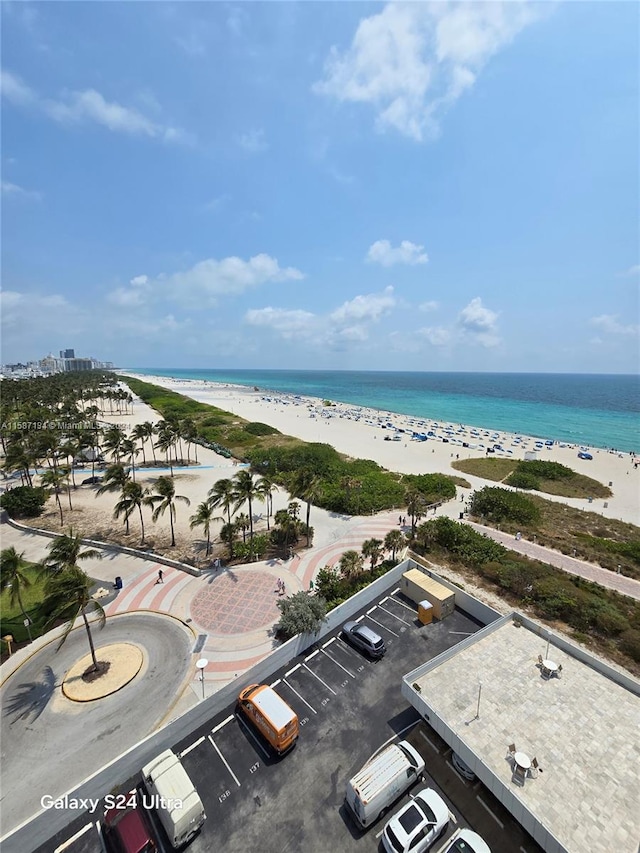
xmin=141 ymin=749 xmax=206 ymax=848
xmin=344 ymin=740 xmax=425 ymax=829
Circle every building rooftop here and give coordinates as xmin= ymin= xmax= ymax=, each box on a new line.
xmin=407 ymin=616 xmax=640 ymax=853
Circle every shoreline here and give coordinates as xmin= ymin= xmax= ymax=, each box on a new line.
xmin=121 ymin=372 xmax=639 ymax=525
xmin=124 ymin=368 xmax=639 ymax=454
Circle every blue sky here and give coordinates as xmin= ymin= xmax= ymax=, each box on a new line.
xmin=1 ymin=1 xmax=638 ymax=373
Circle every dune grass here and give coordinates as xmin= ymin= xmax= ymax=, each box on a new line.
xmin=452 ymin=457 xmax=611 ymax=499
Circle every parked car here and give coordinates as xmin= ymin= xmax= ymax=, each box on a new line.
xmin=341 ymin=621 xmax=386 ymax=659
xmin=451 ymin=752 xmax=476 ymax=781
xmin=381 ymin=787 xmax=449 ymax=853
xmin=440 ymin=827 xmax=491 ymax=853
xmin=577 ymin=451 xmax=593 ymax=460
xmin=82 ymin=476 xmax=103 ymax=485
xmin=103 ymin=794 xmax=157 ymax=853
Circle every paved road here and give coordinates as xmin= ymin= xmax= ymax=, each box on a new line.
xmin=0 ymin=612 xmax=193 ymax=838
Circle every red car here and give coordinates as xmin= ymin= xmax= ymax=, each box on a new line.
xmin=103 ymin=796 xmax=157 ymax=853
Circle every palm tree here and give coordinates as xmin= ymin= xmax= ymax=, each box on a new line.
xmin=235 ymin=512 xmax=250 ymax=543
xmin=0 ymin=547 xmax=33 ymax=641
xmin=140 ymin=421 xmax=157 ymax=464
xmin=288 ymin=470 xmax=321 ymax=547
xmin=41 ymin=529 xmax=103 ymax=578
xmin=131 ymin=423 xmax=148 ymax=464
xmin=113 ymin=481 xmax=147 ymax=544
xmin=102 ymin=425 xmax=124 ymax=463
xmin=384 ymin=529 xmax=405 ymax=562
xmin=120 ymin=437 xmax=140 ymax=482
xmin=96 ymin=463 xmax=130 ymax=497
xmin=40 ymin=467 xmax=67 ymax=525
xmin=219 ymin=522 xmax=236 ymax=560
xmin=208 ymin=478 xmax=235 ymax=527
xmin=339 ymin=550 xmax=364 ymax=581
xmin=144 ymin=476 xmax=190 ymax=547
xmin=44 ymin=565 xmax=106 ymax=673
xmin=189 ymin=500 xmax=216 ymax=556
xmin=154 ymin=423 xmax=175 ymax=476
xmin=273 ymin=508 xmax=299 ymax=558
xmin=256 ymin=475 xmax=278 ymax=530
xmin=232 ymin=469 xmax=261 ymax=546
xmin=405 ymin=488 xmax=427 ymax=538
xmin=361 ymin=537 xmax=383 ymax=571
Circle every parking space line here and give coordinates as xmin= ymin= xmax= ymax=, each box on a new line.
xmin=389 ymin=595 xmax=416 ymax=613
xmin=320 ymin=647 xmax=354 ymax=678
xmin=305 ymin=649 xmax=320 ymax=661
xmin=212 ymin=714 xmax=235 ymax=734
xmin=283 ymin=679 xmax=317 ymax=714
xmin=366 ymin=614 xmax=399 ymax=637
xmin=208 ymin=734 xmax=241 ymax=787
xmin=355 ymin=615 xmax=365 ymax=622
xmin=366 ymin=606 xmax=376 ymax=614
xmin=322 ymin=637 xmax=336 ymax=648
xmin=270 ymin=678 xmax=281 ymax=688
xmin=377 ymin=602 xmax=410 ymax=624
xmin=236 ymin=713 xmax=270 ymax=759
xmin=477 ymin=795 xmax=504 ymax=828
xmin=95 ymin=820 xmax=106 ymax=851
xmin=303 ymin=663 xmax=337 ymax=695
xmin=391 ymin=586 xmax=401 ymax=594
xmin=420 ymin=730 xmax=441 ymax=753
xmin=285 ymin=664 xmax=301 ymax=677
xmin=379 ymin=596 xmax=389 ymax=603
xmin=54 ymin=822 xmax=93 ymax=852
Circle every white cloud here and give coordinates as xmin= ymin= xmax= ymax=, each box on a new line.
xmin=331 ymin=285 xmax=396 ymax=323
xmin=590 ymin=314 xmax=639 ymax=337
xmin=367 ymin=239 xmax=428 ymax=267
xmin=169 ymin=253 xmax=304 ymax=301
xmin=130 ymin=275 xmax=149 ymax=287
xmin=419 ymin=300 xmax=439 ymax=312
xmin=1 ymin=68 xmax=189 ymax=143
xmin=457 ymin=296 xmax=500 ymax=347
xmin=418 ymin=326 xmax=451 ymax=347
xmin=619 ymin=264 xmax=640 ymax=277
xmin=1 ymin=180 xmax=42 ymax=201
xmin=314 ymin=2 xmax=542 ymax=141
xmin=237 ymin=128 xmax=268 ymax=153
xmin=245 ymin=307 xmax=316 ymax=339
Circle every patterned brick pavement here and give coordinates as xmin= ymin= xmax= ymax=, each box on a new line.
xmin=189 ymin=571 xmax=283 ymax=634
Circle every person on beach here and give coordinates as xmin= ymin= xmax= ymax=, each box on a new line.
xmin=276 ymin=578 xmax=282 ymax=593
xmin=157 ymin=569 xmax=164 ymax=584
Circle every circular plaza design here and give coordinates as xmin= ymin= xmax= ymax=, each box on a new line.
xmin=190 ymin=571 xmax=283 ymax=634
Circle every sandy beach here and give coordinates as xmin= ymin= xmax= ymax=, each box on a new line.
xmin=120 ymin=373 xmax=639 ymax=527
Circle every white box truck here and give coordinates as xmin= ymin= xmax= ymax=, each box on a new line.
xmin=141 ymin=749 xmax=206 ymax=848
xmin=344 ymin=740 xmax=425 ymax=829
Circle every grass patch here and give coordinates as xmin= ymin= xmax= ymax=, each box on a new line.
xmin=452 ymin=458 xmax=516 ymax=481
xmin=452 ymin=457 xmax=611 ymax=499
xmin=0 ymin=564 xmax=50 ymax=644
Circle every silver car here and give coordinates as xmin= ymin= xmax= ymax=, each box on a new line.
xmin=341 ymin=621 xmax=386 ymax=658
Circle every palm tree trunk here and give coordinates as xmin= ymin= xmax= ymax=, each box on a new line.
xmin=56 ymin=493 xmax=64 ymax=525
xmin=67 ymin=484 xmax=73 ymax=511
xmin=150 ymin=438 xmax=157 ymax=464
xmin=206 ymin=530 xmax=211 ymax=556
xmin=17 ymin=591 xmax=32 ymax=642
xmin=131 ymin=456 xmax=136 ymax=482
xmin=138 ymin=505 xmax=146 ymax=544
xmin=169 ymin=506 xmax=176 ymax=546
xmin=82 ymin=610 xmax=99 ymax=672
xmin=306 ymin=501 xmax=312 ymax=547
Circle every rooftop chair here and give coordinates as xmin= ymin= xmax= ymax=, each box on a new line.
xmin=529 ymin=757 xmax=539 ymax=778
xmin=512 ymin=764 xmax=527 ymax=785
xmin=507 ymin=743 xmax=516 ymax=759
xmin=556 ymin=664 xmax=563 ymax=678
xmin=537 ymin=654 xmax=543 ymax=665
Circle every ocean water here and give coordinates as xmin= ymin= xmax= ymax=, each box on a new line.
xmin=128 ymin=369 xmax=640 ymax=453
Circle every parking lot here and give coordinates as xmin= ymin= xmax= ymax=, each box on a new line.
xmin=41 ymin=585 xmax=542 ymax=853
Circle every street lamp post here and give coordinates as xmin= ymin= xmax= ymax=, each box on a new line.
xmin=196 ymin=658 xmax=208 ymax=701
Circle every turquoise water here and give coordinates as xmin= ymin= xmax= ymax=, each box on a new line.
xmin=128 ymin=369 xmax=640 ymax=453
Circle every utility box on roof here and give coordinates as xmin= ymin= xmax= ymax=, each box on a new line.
xmin=402 ymin=568 xmax=455 ymax=620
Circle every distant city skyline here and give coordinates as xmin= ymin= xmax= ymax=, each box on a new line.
xmin=1 ymin=2 xmax=638 ymax=374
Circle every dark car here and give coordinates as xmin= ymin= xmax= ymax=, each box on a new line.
xmin=577 ymin=451 xmax=593 ymax=460
xmin=82 ymin=476 xmax=103 ymax=485
xmin=103 ymin=796 xmax=157 ymax=853
xmin=341 ymin=621 xmax=386 ymax=658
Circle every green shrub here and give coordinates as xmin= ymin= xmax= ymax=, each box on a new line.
xmin=619 ymin=629 xmax=640 ymax=662
xmin=505 ymin=470 xmax=540 ymax=490
xmin=519 ymin=460 xmax=572 ymax=480
xmin=404 ymin=473 xmax=457 ymax=503
xmin=244 ymin=422 xmax=279 ymax=436
xmin=0 ymin=486 xmax=47 ymax=518
xmin=470 ymin=487 xmax=541 ymax=525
